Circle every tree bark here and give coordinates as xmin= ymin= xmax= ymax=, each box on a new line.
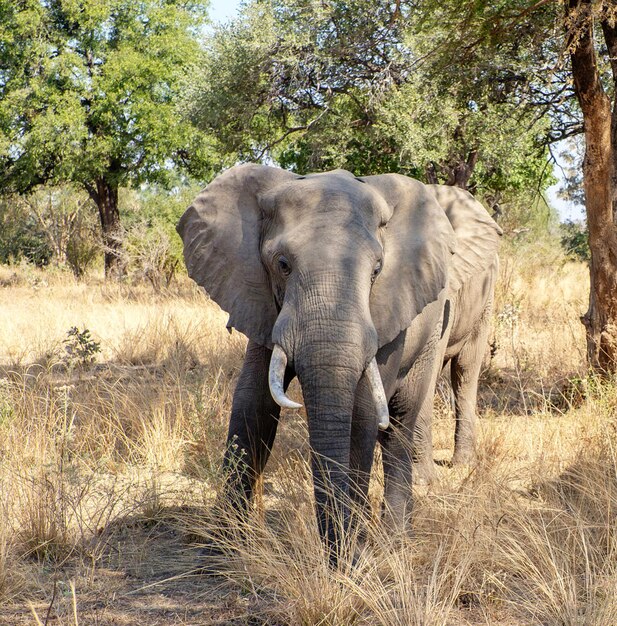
xmin=567 ymin=0 xmax=617 ymax=373
xmin=425 ymin=149 xmax=479 ymax=190
xmin=86 ymin=178 xmax=124 ymax=279
xmin=446 ymin=149 xmax=479 ymax=190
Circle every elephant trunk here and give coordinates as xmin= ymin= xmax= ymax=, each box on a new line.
xmin=270 ymin=274 xmax=388 ymax=557
xmin=294 ymin=352 xmax=361 ymax=558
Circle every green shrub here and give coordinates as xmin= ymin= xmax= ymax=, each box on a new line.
xmin=0 ymin=212 xmax=52 ymax=267
xmin=559 ymin=219 xmax=590 ymax=262
xmin=62 ymin=327 xmax=101 ymax=367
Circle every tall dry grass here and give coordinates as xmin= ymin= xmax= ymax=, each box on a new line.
xmin=0 ymin=250 xmax=614 ymax=625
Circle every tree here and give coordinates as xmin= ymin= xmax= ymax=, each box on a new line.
xmin=400 ymin=0 xmax=617 ymax=373
xmin=0 ymin=0 xmax=213 ymax=277
xmin=564 ymin=0 xmax=617 ymax=372
xmin=189 ymin=0 xmax=554 ymax=209
xmin=192 ymin=0 xmax=617 ymax=372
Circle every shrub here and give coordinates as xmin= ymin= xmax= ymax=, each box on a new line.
xmin=0 ymin=208 xmax=52 ymax=267
xmin=123 ymin=221 xmax=180 ymax=290
xmin=560 ymin=219 xmax=590 ymax=262
xmin=62 ymin=327 xmax=101 ymax=367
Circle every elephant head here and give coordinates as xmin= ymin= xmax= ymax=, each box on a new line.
xmin=177 ymin=164 xmax=455 ymax=548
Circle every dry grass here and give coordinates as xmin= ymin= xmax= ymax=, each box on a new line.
xmin=0 ymin=251 xmax=615 ymax=625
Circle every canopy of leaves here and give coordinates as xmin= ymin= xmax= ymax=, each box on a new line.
xmin=189 ymin=0 xmax=556 ymax=207
xmin=0 ymin=0 xmax=215 ymax=194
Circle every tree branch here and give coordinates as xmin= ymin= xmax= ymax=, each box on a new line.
xmin=600 ymin=18 xmax=617 ymax=88
xmin=254 ymin=107 xmax=330 ymax=161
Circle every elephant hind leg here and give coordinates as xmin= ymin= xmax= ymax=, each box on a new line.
xmin=407 ymin=330 xmax=451 ymax=485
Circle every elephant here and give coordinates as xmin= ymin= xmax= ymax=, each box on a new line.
xmin=177 ymin=164 xmax=501 ymax=556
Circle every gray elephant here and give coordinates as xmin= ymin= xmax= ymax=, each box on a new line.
xmin=177 ymin=164 xmax=500 ymax=555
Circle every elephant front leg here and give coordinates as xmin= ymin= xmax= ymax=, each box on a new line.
xmin=380 ymin=334 xmax=441 ymax=532
xmin=222 ymin=341 xmax=291 ymax=512
xmin=450 ymin=312 xmax=491 ymax=465
xmin=350 ymin=336 xmax=404 ymax=536
xmin=379 ymin=423 xmax=414 ymax=533
xmin=410 ymin=329 xmax=449 ymax=484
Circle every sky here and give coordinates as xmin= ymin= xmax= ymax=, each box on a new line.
xmin=205 ymin=0 xmax=582 ymax=222
xmin=209 ymin=0 xmax=242 ymax=23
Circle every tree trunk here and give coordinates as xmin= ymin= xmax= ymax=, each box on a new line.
xmin=446 ymin=149 xmax=479 ymax=190
xmin=426 ymin=149 xmax=479 ymax=190
xmin=86 ymin=178 xmax=124 ymax=279
xmin=567 ymin=0 xmax=617 ymax=373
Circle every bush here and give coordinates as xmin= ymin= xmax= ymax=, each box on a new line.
xmin=66 ymin=226 xmax=100 ymax=278
xmin=0 ymin=187 xmax=101 ymax=272
xmin=0 ymin=197 xmax=52 ymax=266
xmin=124 ymin=221 xmax=180 ymax=290
xmin=119 ymin=182 xmax=200 ymax=288
xmin=559 ymin=219 xmax=590 ymax=262
xmin=62 ymin=327 xmax=101 ymax=367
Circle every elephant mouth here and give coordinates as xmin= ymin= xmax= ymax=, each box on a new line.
xmin=268 ymin=344 xmax=390 ymax=430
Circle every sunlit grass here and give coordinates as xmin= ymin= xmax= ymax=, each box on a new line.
xmin=0 ymin=255 xmax=615 ymax=624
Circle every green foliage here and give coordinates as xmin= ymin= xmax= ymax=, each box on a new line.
xmin=115 ymin=180 xmax=199 ymax=287
xmin=189 ymin=0 xmax=556 ymax=204
xmin=188 ymin=0 xmax=413 ymax=172
xmin=62 ymin=327 xmax=101 ymax=367
xmin=0 ymin=197 xmax=52 ymax=266
xmin=121 ymin=180 xmax=200 ymax=260
xmin=0 ymin=224 xmax=52 ymax=268
xmin=0 ymin=0 xmax=214 ymax=195
xmin=560 ymin=220 xmax=590 ymax=262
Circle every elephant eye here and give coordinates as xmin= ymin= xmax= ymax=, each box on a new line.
xmin=278 ymin=255 xmax=292 ymax=276
xmin=371 ymin=260 xmax=383 ymax=283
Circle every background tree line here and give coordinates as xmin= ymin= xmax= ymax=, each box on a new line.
xmin=1 ymin=0 xmax=615 ymax=371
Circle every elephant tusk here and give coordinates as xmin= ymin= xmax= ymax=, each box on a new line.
xmin=269 ymin=344 xmax=303 ymax=410
xmin=365 ymin=358 xmax=390 ymax=431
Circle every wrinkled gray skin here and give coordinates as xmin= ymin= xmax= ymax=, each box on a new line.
xmin=177 ymin=164 xmax=501 ymax=555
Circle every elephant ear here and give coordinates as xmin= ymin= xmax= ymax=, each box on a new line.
xmin=428 ymin=185 xmax=503 ymax=292
xmin=177 ymin=163 xmax=298 ymax=347
xmin=360 ymin=174 xmax=457 ymax=348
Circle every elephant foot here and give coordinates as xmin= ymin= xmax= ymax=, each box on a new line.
xmin=451 ymin=448 xmax=475 ymax=466
xmin=412 ymin=460 xmax=436 ymax=485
